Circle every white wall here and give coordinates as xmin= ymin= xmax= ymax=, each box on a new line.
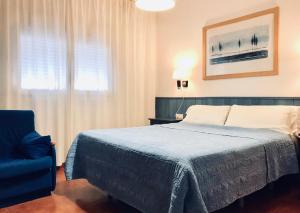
xmin=156 ymin=0 xmax=300 ymax=97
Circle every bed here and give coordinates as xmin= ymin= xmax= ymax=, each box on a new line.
xmin=65 ymin=115 xmax=299 ymax=213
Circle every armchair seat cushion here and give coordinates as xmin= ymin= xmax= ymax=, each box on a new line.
xmin=0 ymin=156 xmax=52 ymax=179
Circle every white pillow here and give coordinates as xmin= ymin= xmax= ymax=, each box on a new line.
xmin=183 ymin=105 xmax=231 ymax=125
xmin=225 ymin=105 xmax=298 ymax=134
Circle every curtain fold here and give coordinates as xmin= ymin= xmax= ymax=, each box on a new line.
xmin=0 ymin=0 xmax=157 ymax=165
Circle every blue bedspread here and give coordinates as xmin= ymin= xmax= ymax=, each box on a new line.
xmin=65 ymin=123 xmax=299 ymax=213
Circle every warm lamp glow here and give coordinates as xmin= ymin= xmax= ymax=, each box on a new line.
xmin=174 ymin=52 xmax=197 ymax=70
xmin=295 ymin=40 xmax=300 ymax=54
xmin=135 ymin=0 xmax=175 ymax=12
xmin=173 ymin=69 xmax=189 ymax=80
xmin=172 ymin=51 xmax=197 ymax=80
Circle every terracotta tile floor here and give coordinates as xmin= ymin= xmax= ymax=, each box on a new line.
xmin=1 ymin=168 xmax=140 ymax=213
xmin=1 ymin=168 xmax=300 ymax=213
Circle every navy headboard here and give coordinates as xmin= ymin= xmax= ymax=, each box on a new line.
xmin=155 ymin=97 xmax=300 ymax=119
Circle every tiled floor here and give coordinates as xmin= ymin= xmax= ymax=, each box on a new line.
xmin=1 ymin=168 xmax=300 ymax=213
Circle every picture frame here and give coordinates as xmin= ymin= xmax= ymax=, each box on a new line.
xmin=202 ymin=7 xmax=279 ymax=80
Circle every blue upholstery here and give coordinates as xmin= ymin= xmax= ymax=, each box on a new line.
xmin=0 ymin=110 xmax=35 ymax=159
xmin=0 ymin=169 xmax=52 ymax=200
xmin=0 ymin=156 xmax=52 ymax=179
xmin=20 ymin=131 xmax=52 ymax=159
xmin=0 ymin=110 xmax=56 ymax=208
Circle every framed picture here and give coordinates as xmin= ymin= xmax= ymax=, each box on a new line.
xmin=203 ymin=7 xmax=279 ymax=80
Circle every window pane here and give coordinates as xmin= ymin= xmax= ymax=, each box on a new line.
xmin=74 ymin=41 xmax=108 ymax=91
xmin=20 ymin=33 xmax=67 ymax=90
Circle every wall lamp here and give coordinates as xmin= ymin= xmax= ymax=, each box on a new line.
xmin=172 ymin=69 xmax=190 ymax=120
xmin=134 ymin=0 xmax=176 ymax=12
xmin=176 ymin=80 xmax=189 ymax=89
xmin=173 ymin=69 xmax=189 ymax=89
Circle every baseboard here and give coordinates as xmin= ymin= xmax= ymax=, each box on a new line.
xmin=56 ymin=162 xmax=65 ymax=170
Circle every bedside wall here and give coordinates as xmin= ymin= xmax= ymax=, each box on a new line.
xmin=156 ymin=0 xmax=300 ymax=97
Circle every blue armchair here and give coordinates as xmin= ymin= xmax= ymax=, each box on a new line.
xmin=0 ymin=110 xmax=56 ymax=208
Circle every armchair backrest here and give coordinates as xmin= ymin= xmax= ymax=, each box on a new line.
xmin=0 ymin=110 xmax=35 ymax=159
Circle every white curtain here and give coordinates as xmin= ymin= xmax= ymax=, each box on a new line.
xmin=0 ymin=0 xmax=157 ymax=165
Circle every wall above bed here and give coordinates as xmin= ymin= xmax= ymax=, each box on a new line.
xmin=156 ymin=0 xmax=300 ymax=97
xmin=155 ymin=97 xmax=300 ymax=118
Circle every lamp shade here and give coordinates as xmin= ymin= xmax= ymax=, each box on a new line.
xmin=135 ymin=0 xmax=175 ymax=12
xmin=172 ymin=69 xmax=190 ymax=80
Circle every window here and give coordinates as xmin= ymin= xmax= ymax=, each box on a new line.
xmin=20 ymin=34 xmax=108 ymax=91
xmin=20 ymin=33 xmax=67 ymax=90
xmin=74 ymin=41 xmax=108 ymax=91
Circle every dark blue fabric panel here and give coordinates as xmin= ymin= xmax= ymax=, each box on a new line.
xmin=181 ymin=98 xmax=196 ymax=114
xmin=0 ymin=110 xmax=34 ymax=159
xmin=294 ymin=99 xmax=300 ymax=106
xmin=155 ymin=99 xmax=169 ymax=118
xmin=0 ymin=110 xmax=34 ymax=129
xmin=168 ymin=98 xmax=180 ymax=118
xmin=50 ymin=145 xmax=56 ymax=191
xmin=0 ymin=190 xmax=50 ymax=208
xmin=0 ymin=156 xmax=52 ymax=179
xmin=0 ymin=170 xmax=52 ymax=200
xmin=156 ymin=97 xmax=300 ymax=119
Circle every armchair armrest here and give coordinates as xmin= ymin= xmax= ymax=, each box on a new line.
xmin=50 ymin=142 xmax=56 ymax=191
